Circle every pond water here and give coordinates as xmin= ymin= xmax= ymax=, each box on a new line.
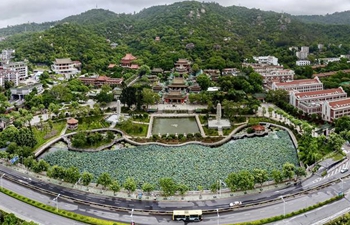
xmin=152 ymin=117 xmax=200 ymax=135
xmin=42 ymin=130 xmax=299 ymax=190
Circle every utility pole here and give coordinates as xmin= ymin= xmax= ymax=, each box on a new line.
xmin=53 ymin=194 xmax=60 ymax=212
xmin=280 ymin=196 xmax=286 ymax=217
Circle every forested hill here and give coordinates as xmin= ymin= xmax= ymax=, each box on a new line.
xmin=1 ymin=1 xmax=350 ymax=73
xmin=294 ymin=11 xmax=350 ymax=25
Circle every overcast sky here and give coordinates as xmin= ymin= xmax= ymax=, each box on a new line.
xmin=1 ymin=0 xmax=350 ymax=29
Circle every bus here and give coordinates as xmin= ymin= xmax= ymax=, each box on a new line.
xmin=172 ymin=210 xmax=203 ymax=222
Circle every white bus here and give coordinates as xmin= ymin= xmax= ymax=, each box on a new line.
xmin=172 ymin=210 xmax=203 ymax=222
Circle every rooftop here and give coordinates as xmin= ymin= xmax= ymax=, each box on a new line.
xmin=275 ymin=78 xmax=321 ymax=87
xmin=329 ymin=98 xmax=350 ymax=109
xmin=54 ymin=58 xmax=73 ymax=64
xmin=294 ymin=88 xmax=345 ymax=99
xmin=122 ymin=53 xmax=136 ymax=61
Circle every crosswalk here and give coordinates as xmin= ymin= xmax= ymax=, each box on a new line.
xmin=312 ymin=160 xmax=349 ymax=184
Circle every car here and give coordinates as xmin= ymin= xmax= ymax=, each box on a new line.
xmin=229 ymin=201 xmax=242 ymax=207
xmin=340 ymin=168 xmax=348 ymax=173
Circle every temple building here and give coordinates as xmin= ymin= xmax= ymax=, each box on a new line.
xmin=163 ymin=91 xmax=187 ymax=103
xmin=120 ymin=53 xmax=138 ymax=69
xmin=167 ymin=77 xmax=188 ymax=91
xmin=67 ymin=118 xmax=78 ymax=130
xmin=174 ymin=59 xmax=191 ymax=75
xmin=79 ymin=75 xmax=123 ymax=87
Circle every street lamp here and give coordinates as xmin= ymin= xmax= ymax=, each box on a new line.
xmin=130 ymin=208 xmax=134 ymax=224
xmin=53 ymin=193 xmax=60 ymax=212
xmin=340 ymin=178 xmax=344 ymax=193
xmin=0 ymin=173 xmax=5 ymax=190
xmin=216 ymin=208 xmax=220 ymax=225
xmin=73 ymin=177 xmax=82 ymax=190
xmin=280 ymin=196 xmax=286 ymax=217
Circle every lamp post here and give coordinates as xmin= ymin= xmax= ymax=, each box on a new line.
xmin=280 ymin=196 xmax=286 ymax=217
xmin=130 ymin=208 xmax=134 ymax=224
xmin=1 ymin=173 xmax=5 ymax=190
xmin=340 ymin=178 xmax=344 ymax=193
xmin=216 ymin=208 xmax=220 ymax=225
xmin=53 ymin=194 xmax=60 ymax=212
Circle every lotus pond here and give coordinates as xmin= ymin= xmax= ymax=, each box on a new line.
xmin=43 ymin=130 xmax=298 ymax=190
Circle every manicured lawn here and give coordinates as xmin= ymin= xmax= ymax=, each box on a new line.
xmin=32 ymin=121 xmax=66 ymax=150
xmin=203 ymin=126 xmax=218 ymax=136
xmin=66 ymin=116 xmax=110 ymax=133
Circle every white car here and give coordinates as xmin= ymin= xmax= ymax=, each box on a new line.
xmin=340 ymin=168 xmax=348 ymax=173
xmin=229 ymin=201 xmax=242 ymax=207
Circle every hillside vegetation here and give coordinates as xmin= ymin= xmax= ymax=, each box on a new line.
xmin=0 ymin=1 xmax=350 ymax=73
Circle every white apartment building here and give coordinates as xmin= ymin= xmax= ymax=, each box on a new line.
xmin=290 ymin=87 xmax=347 ymax=115
xmin=296 ymin=46 xmax=309 ymax=60
xmin=271 ymin=77 xmax=323 ymax=93
xmin=253 ymin=56 xmax=279 ymax=66
xmin=296 ymin=60 xmax=311 ymax=66
xmin=51 ymin=58 xmax=81 ymax=79
xmin=322 ymin=98 xmax=350 ymax=122
xmin=1 ymin=49 xmax=15 ymax=61
xmin=10 ymin=83 xmax=43 ymax=100
xmin=3 ymin=61 xmax=28 ymax=79
xmin=263 ymin=69 xmax=295 ymax=85
xmin=0 ymin=68 xmax=19 ymax=87
xmin=318 ymin=58 xmax=341 ymax=65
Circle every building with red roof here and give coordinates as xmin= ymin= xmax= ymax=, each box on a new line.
xmin=79 ymin=75 xmax=123 ymax=87
xmin=120 ymin=53 xmax=137 ymax=68
xmin=290 ymin=87 xmax=347 ymax=115
xmin=271 ymin=77 xmax=323 ymax=93
xmin=323 ymin=98 xmax=350 ymax=121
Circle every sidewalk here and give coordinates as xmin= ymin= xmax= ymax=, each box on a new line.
xmin=8 ymin=163 xmax=292 ymax=202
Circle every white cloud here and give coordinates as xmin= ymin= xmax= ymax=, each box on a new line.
xmin=0 ymin=0 xmax=350 ymax=29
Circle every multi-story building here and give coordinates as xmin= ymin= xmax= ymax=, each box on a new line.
xmin=10 ymin=83 xmax=43 ymax=100
xmin=290 ymin=87 xmax=347 ymax=115
xmin=296 ymin=46 xmax=309 ymax=60
xmin=174 ymin=59 xmax=191 ymax=75
xmin=0 ymin=68 xmax=19 ymax=87
xmin=322 ymin=98 xmax=350 ymax=122
xmin=204 ymin=69 xmax=220 ymax=81
xmin=271 ymin=77 xmax=323 ymax=93
xmin=253 ymin=56 xmax=279 ymax=66
xmin=263 ymin=69 xmax=295 ymax=85
xmin=1 ymin=49 xmax=15 ymax=61
xmin=51 ymin=58 xmax=81 ymax=79
xmin=79 ymin=75 xmax=123 ymax=87
xmin=3 ymin=61 xmax=28 ymax=79
xmin=296 ymin=60 xmax=311 ymax=66
xmin=318 ymin=58 xmax=341 ymax=65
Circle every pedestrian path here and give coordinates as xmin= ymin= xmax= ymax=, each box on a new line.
xmin=312 ymin=160 xmax=349 ymax=184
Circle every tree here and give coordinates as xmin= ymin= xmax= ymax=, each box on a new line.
xmin=159 ymin=177 xmax=177 ymax=197
xmin=81 ymin=171 xmax=94 ymax=186
xmin=271 ymin=169 xmax=283 ymax=184
xmin=192 ymin=63 xmax=200 ymax=74
xmin=120 ymin=86 xmax=137 ymax=108
xmin=236 ymin=170 xmax=255 ymax=191
xmin=123 ymin=177 xmax=137 ymax=193
xmin=210 ymin=181 xmax=220 ymax=193
xmin=138 ymin=65 xmax=151 ymax=76
xmin=282 ymin=162 xmax=296 ymax=180
xmin=110 ymin=180 xmax=121 ymax=195
xmin=253 ymin=169 xmax=269 ymax=187
xmin=96 ymin=172 xmax=112 ymax=190
xmin=196 ymin=74 xmax=211 ymax=91
xmin=142 ymin=88 xmax=159 ymax=109
xmin=142 ymin=182 xmax=154 ymax=196
xmin=177 ymin=184 xmax=189 ymax=196
xmin=295 ymin=167 xmax=306 ymax=180
xmin=64 ymin=166 xmax=80 ymax=183
xmin=226 ymin=172 xmax=239 ymax=192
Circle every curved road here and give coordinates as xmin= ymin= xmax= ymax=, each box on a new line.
xmin=1 ymin=162 xmax=350 ymax=224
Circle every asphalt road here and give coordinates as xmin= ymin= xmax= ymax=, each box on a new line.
xmin=2 ymin=161 xmax=350 ymax=225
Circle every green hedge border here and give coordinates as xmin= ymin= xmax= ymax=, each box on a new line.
xmin=0 ymin=187 xmax=127 ymax=225
xmin=230 ymin=194 xmax=344 ymax=225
